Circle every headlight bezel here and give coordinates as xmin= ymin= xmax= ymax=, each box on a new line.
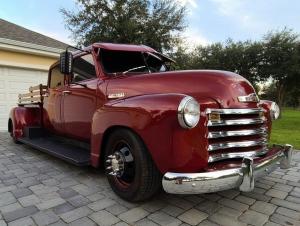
xmin=270 ymin=102 xmax=280 ymax=120
xmin=178 ymin=96 xmax=200 ymax=129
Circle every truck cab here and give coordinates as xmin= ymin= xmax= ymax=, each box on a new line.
xmin=8 ymin=43 xmax=293 ymax=201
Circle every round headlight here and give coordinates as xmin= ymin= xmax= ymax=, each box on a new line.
xmin=270 ymin=102 xmax=280 ymax=120
xmin=178 ymin=96 xmax=200 ymax=129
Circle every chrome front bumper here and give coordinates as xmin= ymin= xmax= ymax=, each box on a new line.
xmin=162 ymin=144 xmax=293 ymax=194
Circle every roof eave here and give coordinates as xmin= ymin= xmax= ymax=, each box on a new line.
xmin=0 ymin=37 xmax=65 ymax=57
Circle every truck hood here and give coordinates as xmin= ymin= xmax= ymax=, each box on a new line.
xmin=106 ymin=70 xmax=258 ymax=108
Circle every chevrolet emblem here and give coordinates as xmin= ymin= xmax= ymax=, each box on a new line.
xmin=108 ymin=92 xmax=125 ymax=99
xmin=238 ymin=93 xmax=259 ymax=103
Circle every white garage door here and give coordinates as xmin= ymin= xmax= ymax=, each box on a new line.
xmin=0 ymin=66 xmax=48 ymax=130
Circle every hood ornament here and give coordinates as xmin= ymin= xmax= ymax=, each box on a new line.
xmin=238 ymin=93 xmax=259 ymax=103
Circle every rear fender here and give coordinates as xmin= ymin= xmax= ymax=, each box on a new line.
xmin=9 ymin=106 xmax=41 ymax=139
xmin=90 ymin=93 xmax=187 ymax=172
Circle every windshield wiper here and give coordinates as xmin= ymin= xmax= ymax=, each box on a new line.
xmin=72 ymin=82 xmax=87 ymax=88
xmin=122 ymin=66 xmax=147 ymax=75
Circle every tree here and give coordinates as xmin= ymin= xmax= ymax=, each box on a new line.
xmin=172 ymin=29 xmax=300 ymax=106
xmin=61 ymin=0 xmax=186 ymax=51
xmin=169 ymin=43 xmax=195 ymax=70
xmin=285 ymin=87 xmax=300 ymax=108
xmin=177 ymin=39 xmax=263 ymax=84
xmin=260 ymin=82 xmax=277 ymax=102
xmin=258 ymin=29 xmax=300 ymax=109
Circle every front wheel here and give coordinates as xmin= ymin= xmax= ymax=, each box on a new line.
xmin=104 ymin=129 xmax=161 ymax=202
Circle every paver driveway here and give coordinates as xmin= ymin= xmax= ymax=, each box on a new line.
xmin=0 ymin=132 xmax=299 ymax=226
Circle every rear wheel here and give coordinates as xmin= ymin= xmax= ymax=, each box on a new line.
xmin=104 ymin=128 xmax=161 ymax=201
xmin=8 ymin=119 xmax=20 ymax=144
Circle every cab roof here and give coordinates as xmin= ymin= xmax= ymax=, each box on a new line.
xmin=72 ymin=42 xmax=174 ymax=63
xmin=92 ymin=43 xmax=157 ymax=53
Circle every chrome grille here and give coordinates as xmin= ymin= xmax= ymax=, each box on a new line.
xmin=206 ymin=108 xmax=268 ymax=163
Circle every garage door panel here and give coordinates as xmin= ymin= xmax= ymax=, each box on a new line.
xmin=8 ymin=93 xmax=19 ymax=102
xmin=0 ymin=66 xmax=48 ymax=130
xmin=9 ymin=81 xmax=36 ymax=91
xmin=0 ymin=104 xmax=7 ymax=114
xmin=7 ymin=67 xmax=36 ymax=76
xmin=7 ymin=76 xmax=43 ymax=82
xmin=0 ymin=80 xmax=4 ymax=89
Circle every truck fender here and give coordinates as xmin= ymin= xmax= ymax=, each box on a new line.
xmin=9 ymin=106 xmax=41 ymax=139
xmin=90 ymin=93 xmax=188 ymax=172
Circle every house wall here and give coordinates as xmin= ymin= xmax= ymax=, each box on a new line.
xmin=0 ymin=49 xmax=58 ymax=130
xmin=0 ymin=49 xmax=57 ymax=71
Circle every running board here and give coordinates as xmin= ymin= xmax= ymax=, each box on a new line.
xmin=18 ymin=136 xmax=90 ymax=166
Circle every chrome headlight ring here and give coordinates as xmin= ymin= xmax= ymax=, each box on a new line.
xmin=270 ymin=102 xmax=280 ymax=120
xmin=178 ymin=96 xmax=200 ymax=129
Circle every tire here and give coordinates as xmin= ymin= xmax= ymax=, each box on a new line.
xmin=104 ymin=128 xmax=162 ymax=202
xmin=8 ymin=120 xmax=20 ymax=144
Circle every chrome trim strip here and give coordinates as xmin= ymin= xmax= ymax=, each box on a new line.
xmin=237 ymin=93 xmax=259 ymax=103
xmin=280 ymin=144 xmax=293 ymax=169
xmin=208 ymin=138 xmax=268 ymax=151
xmin=207 ymin=118 xmax=265 ymax=127
xmin=208 ymin=148 xmax=268 ymax=162
xmin=162 ymin=145 xmax=293 ymax=194
xmin=239 ymin=157 xmax=254 ymax=191
xmin=206 ymin=108 xmax=263 ymax=115
xmin=208 ymin=127 xmax=267 ymax=138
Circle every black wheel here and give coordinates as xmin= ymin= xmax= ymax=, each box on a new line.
xmin=104 ymin=128 xmax=162 ymax=201
xmin=8 ymin=120 xmax=20 ymax=144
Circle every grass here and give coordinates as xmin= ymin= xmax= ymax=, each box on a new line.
xmin=270 ymin=108 xmax=300 ymax=150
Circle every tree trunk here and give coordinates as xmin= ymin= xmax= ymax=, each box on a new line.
xmin=276 ymin=82 xmax=286 ymax=118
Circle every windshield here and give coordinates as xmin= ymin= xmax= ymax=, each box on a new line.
xmin=100 ymin=49 xmax=169 ymax=75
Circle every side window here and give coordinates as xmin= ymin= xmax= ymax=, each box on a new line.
xmin=49 ymin=65 xmax=64 ymax=88
xmin=72 ymin=54 xmax=96 ymax=83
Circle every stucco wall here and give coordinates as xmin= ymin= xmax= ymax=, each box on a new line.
xmin=0 ymin=49 xmax=58 ymax=71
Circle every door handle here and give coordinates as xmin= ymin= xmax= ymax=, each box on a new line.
xmin=62 ymin=90 xmax=72 ymax=95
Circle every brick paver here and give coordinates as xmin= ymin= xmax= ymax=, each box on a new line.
xmin=0 ymin=132 xmax=299 ymax=225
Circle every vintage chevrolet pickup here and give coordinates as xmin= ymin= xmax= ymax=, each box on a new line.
xmin=8 ymin=43 xmax=293 ymax=201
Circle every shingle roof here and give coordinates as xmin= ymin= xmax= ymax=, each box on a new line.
xmin=0 ymin=19 xmax=69 ymax=50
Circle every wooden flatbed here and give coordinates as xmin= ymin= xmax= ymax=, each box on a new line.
xmin=18 ymin=84 xmax=47 ymax=106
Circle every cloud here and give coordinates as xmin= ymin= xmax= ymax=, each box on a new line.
xmin=183 ymin=28 xmax=211 ymax=49
xmin=210 ymin=0 xmax=242 ymax=16
xmin=210 ymin=0 xmax=267 ymax=33
xmin=176 ymin=0 xmax=198 ymax=8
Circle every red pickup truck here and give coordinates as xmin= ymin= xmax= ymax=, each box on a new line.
xmin=8 ymin=43 xmax=293 ymax=201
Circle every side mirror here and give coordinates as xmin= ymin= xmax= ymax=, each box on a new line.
xmin=60 ymin=51 xmax=73 ymax=74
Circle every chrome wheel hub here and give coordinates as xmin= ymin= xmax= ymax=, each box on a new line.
xmin=106 ymin=147 xmax=133 ymax=177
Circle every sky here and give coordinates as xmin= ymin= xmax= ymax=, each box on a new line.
xmin=1 ymin=0 xmax=300 ymax=47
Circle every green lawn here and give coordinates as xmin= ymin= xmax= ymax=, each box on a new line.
xmin=270 ymin=108 xmax=300 ymax=150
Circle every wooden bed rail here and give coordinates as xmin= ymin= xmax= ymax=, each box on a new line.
xmin=18 ymin=84 xmax=47 ymax=105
